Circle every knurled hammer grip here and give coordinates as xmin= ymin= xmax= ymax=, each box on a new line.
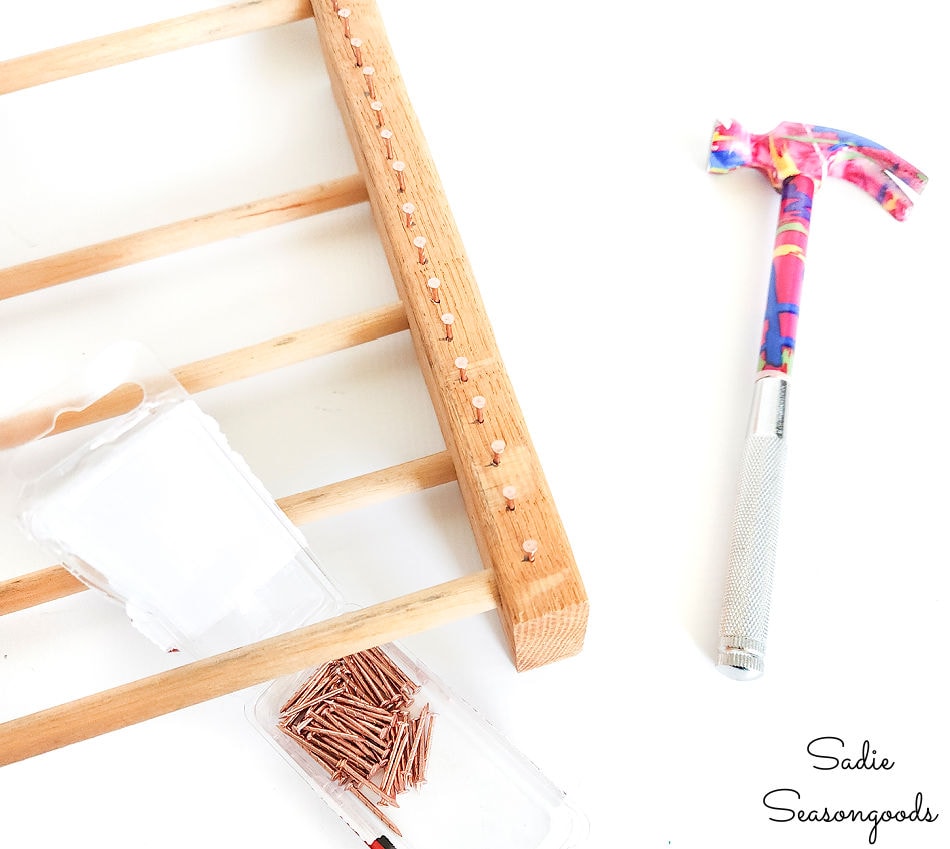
xmin=718 ymin=374 xmax=787 ymax=679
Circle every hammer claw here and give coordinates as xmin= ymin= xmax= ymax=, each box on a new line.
xmin=827 ymin=154 xmax=916 ymax=221
xmin=811 ymin=124 xmax=928 ymax=194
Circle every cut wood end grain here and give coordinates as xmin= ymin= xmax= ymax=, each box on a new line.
xmin=511 ymin=600 xmax=590 ymax=672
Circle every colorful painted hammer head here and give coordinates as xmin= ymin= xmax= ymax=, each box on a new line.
xmin=708 ymin=119 xmax=927 ymax=220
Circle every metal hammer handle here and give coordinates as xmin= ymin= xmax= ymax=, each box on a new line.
xmin=718 ymin=375 xmax=788 ymax=679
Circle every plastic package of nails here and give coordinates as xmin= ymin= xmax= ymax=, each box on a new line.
xmin=1 ymin=342 xmax=588 ymax=848
xmin=250 ymin=642 xmax=588 ymax=849
xmin=0 ymin=341 xmax=341 ymax=657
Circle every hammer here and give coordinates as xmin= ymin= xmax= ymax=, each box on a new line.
xmin=708 ymin=120 xmax=927 ymax=680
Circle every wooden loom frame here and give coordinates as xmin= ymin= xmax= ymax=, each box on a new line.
xmin=0 ymin=0 xmax=588 ymax=765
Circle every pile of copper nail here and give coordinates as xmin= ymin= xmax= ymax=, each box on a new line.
xmin=278 ymin=647 xmax=435 ymax=836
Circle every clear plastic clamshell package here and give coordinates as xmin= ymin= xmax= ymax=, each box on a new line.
xmin=1 ymin=342 xmax=588 ymax=848
xmin=251 ymin=642 xmax=588 ymax=849
xmin=1 ymin=341 xmax=340 ymax=657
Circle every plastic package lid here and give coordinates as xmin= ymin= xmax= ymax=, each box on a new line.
xmin=2 ymin=341 xmax=341 ymax=657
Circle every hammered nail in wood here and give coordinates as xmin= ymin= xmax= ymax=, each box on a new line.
xmin=379 ymin=127 xmax=394 ymax=159
xmin=337 ymin=7 xmax=351 ymax=38
xmin=491 ymin=439 xmax=506 ymax=466
xmin=472 ymin=395 xmax=486 ymax=423
xmin=441 ymin=313 xmax=455 ymax=341
xmin=362 ymin=65 xmax=376 ymax=99
xmin=391 ymin=159 xmax=405 ymax=191
xmin=413 ymin=235 xmax=427 ymax=264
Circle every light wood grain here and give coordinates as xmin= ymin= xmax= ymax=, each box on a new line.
xmin=0 ymin=570 xmax=498 ymax=766
xmin=278 ymin=450 xmax=456 ymax=525
xmin=172 ymin=301 xmax=408 ymax=394
xmin=0 ymin=175 xmax=368 ymax=300
xmin=0 ymin=0 xmax=315 ymax=94
xmin=0 ymin=451 xmax=457 ymax=617
xmin=310 ymin=0 xmax=588 ymax=670
xmin=0 ymin=566 xmax=86 ymax=616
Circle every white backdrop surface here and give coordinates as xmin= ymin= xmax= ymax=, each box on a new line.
xmin=1 ymin=2 xmax=947 ymax=847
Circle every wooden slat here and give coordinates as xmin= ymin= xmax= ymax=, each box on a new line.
xmin=173 ymin=301 xmax=409 ymax=394
xmin=278 ymin=450 xmax=457 ymax=525
xmin=0 ymin=0 xmax=314 ymax=95
xmin=0 ymin=302 xmax=407 ymax=450
xmin=0 ymin=565 xmax=86 ymax=616
xmin=0 ymin=570 xmax=499 ymax=766
xmin=0 ymin=175 xmax=368 ymax=300
xmin=0 ymin=451 xmax=457 ymax=616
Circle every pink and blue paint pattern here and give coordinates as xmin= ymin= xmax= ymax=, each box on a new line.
xmin=709 ymin=120 xmax=927 ymax=373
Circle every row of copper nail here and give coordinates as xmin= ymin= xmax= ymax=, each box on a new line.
xmin=335 ymin=1 xmax=452 ymax=364
xmin=331 ymin=6 xmax=538 ymax=565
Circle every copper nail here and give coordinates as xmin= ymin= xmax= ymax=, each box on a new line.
xmin=472 ymin=395 xmax=486 ymax=423
xmin=371 ymin=100 xmax=385 ymax=128
xmin=503 ymin=484 xmax=517 ymax=511
xmin=343 ymin=655 xmax=386 ymax=704
xmin=402 ymin=202 xmax=415 ymax=227
xmin=491 ymin=439 xmax=506 ymax=466
xmin=413 ymin=235 xmax=428 ymax=264
xmin=454 ymin=355 xmax=468 ymax=381
xmin=286 ymin=688 xmax=342 ymax=721
xmin=441 ymin=312 xmax=455 ymax=341
xmin=381 ymin=723 xmax=410 ymax=797
xmin=336 ymin=695 xmax=392 ymax=722
xmin=418 ymin=713 xmax=436 ymax=784
xmin=337 ymin=7 xmax=351 ymax=38
xmin=350 ymin=37 xmax=363 ymax=66
xmin=338 ymin=759 xmax=399 ymax=807
xmin=391 ymin=159 xmax=405 ymax=191
xmin=380 ymin=127 xmax=393 ymax=159
xmin=348 ymin=783 xmax=404 ymax=837
xmin=362 ymin=65 xmax=376 ymax=99
xmin=409 ymin=705 xmax=430 ymax=784
xmin=522 ymin=539 xmax=538 ymax=562
xmin=368 ymin=647 xmax=416 ymax=692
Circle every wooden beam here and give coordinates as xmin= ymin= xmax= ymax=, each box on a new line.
xmin=310 ymin=0 xmax=588 ymax=671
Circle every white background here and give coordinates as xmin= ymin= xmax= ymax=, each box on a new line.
xmin=1 ymin=1 xmax=948 ymax=847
